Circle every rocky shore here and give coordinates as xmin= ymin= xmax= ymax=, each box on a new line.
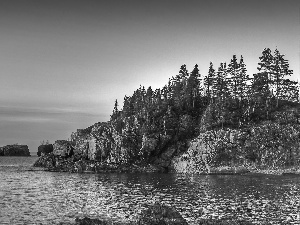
xmin=33 ymin=152 xmax=300 ymax=176
xmin=33 ymin=95 xmax=300 ymax=176
xmin=33 ymin=153 xmax=164 ymax=173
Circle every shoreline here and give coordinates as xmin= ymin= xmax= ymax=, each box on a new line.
xmin=33 ymin=154 xmax=300 ymax=176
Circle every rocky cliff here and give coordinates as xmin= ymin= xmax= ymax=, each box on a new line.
xmin=0 ymin=144 xmax=31 ymax=156
xmin=172 ymin=122 xmax=300 ymax=174
xmin=34 ymin=101 xmax=300 ymax=175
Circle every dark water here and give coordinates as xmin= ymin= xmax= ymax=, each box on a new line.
xmin=0 ymin=157 xmax=300 ymax=225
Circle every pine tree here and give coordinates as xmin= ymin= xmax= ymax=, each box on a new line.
xmin=176 ymin=64 xmax=188 ymax=81
xmin=111 ymin=99 xmax=119 ymax=120
xmin=204 ymin=62 xmax=216 ymax=100
xmin=271 ymin=48 xmax=293 ymax=106
xmin=236 ymin=55 xmax=249 ymax=101
xmin=257 ymin=48 xmax=273 ymax=93
xmin=255 ymin=48 xmax=276 ymax=119
xmin=227 ymin=55 xmax=239 ymax=99
xmin=214 ymin=62 xmax=229 ymax=100
xmin=185 ymin=64 xmax=201 ymax=110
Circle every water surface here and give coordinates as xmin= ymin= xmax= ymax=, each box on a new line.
xmin=0 ymin=157 xmax=300 ymax=224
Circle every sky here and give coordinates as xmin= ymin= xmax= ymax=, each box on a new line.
xmin=0 ymin=0 xmax=299 ymax=154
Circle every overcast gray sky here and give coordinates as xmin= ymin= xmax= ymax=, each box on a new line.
xmin=0 ymin=0 xmax=299 ymax=154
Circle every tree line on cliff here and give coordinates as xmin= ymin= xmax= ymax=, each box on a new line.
xmin=107 ymin=48 xmax=299 ymax=163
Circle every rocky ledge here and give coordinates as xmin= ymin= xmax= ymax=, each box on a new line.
xmin=33 ymin=153 xmax=164 ymax=173
xmin=33 ymin=152 xmax=300 ymax=176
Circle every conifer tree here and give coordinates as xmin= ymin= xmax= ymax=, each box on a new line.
xmin=146 ymin=86 xmax=153 ymax=104
xmin=227 ymin=55 xmax=239 ymax=99
xmin=271 ymin=48 xmax=293 ymax=106
xmin=255 ymin=48 xmax=275 ymax=119
xmin=214 ymin=62 xmax=229 ymax=100
xmin=111 ymin=99 xmax=119 ymax=120
xmin=236 ymin=55 xmax=249 ymax=101
xmin=185 ymin=64 xmax=201 ymax=110
xmin=257 ymin=48 xmax=273 ymax=92
xmin=204 ymin=62 xmax=216 ymax=100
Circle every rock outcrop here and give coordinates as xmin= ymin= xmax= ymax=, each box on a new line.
xmin=172 ymin=123 xmax=300 ymax=174
xmin=0 ymin=144 xmax=30 ymax=156
xmin=33 ymin=152 xmax=162 ymax=173
xmin=33 ymin=153 xmax=56 ymax=168
xmin=53 ymin=140 xmax=74 ymax=158
xmin=37 ymin=144 xmax=53 ymax=157
xmin=35 ymin=120 xmax=300 ymax=175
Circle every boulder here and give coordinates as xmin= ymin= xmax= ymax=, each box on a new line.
xmin=33 ymin=153 xmax=56 ymax=168
xmin=74 ymin=217 xmax=110 ymax=225
xmin=137 ymin=203 xmax=188 ymax=225
xmin=37 ymin=144 xmax=53 ymax=156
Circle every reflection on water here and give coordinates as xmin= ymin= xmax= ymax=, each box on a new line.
xmin=0 ymin=157 xmax=300 ymax=224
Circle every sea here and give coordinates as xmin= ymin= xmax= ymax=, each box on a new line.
xmin=0 ymin=156 xmax=300 ymax=225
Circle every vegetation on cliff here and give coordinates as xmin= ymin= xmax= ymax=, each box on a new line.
xmin=37 ymin=48 xmax=300 ymax=173
xmin=104 ymin=47 xmax=299 ymax=169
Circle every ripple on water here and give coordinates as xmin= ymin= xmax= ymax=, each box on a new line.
xmin=1 ymin=160 xmax=300 ymax=224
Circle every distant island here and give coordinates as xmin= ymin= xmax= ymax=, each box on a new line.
xmin=34 ymin=48 xmax=300 ymax=174
xmin=0 ymin=144 xmax=31 ymax=156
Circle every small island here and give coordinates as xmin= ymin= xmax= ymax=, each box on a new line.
xmin=0 ymin=144 xmax=31 ymax=156
xmin=34 ymin=48 xmax=300 ymax=175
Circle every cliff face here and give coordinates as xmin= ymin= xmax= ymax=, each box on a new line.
xmin=0 ymin=145 xmax=30 ymax=156
xmin=47 ymin=108 xmax=300 ymax=173
xmin=172 ymin=122 xmax=300 ymax=173
xmin=53 ymin=140 xmax=74 ymax=158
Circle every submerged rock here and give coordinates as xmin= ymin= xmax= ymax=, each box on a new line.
xmin=62 ymin=203 xmax=188 ymax=225
xmin=136 ymin=203 xmax=188 ymax=225
xmin=74 ymin=217 xmax=112 ymax=225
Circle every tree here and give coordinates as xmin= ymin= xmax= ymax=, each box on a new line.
xmin=251 ymin=72 xmax=273 ymax=120
xmin=204 ymin=62 xmax=216 ymax=100
xmin=236 ymin=55 xmax=249 ymax=101
xmin=256 ymin=48 xmax=297 ymax=107
xmin=227 ymin=55 xmax=239 ymax=99
xmin=185 ymin=64 xmax=201 ymax=111
xmin=111 ymin=99 xmax=119 ymax=121
xmin=271 ymin=48 xmax=293 ymax=106
xmin=214 ymin=62 xmax=229 ymax=100
xmin=257 ymin=48 xmax=273 ymax=94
